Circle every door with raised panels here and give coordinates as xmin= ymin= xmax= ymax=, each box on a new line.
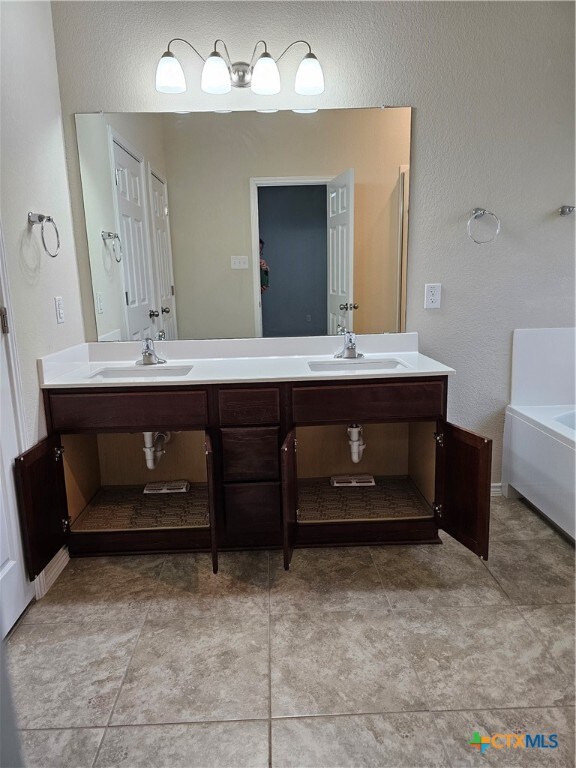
xmin=113 ymin=140 xmax=156 ymax=340
xmin=327 ymin=168 xmax=355 ymax=334
xmin=148 ymin=169 xmax=178 ymax=339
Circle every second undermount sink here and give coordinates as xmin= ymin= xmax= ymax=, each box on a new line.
xmin=90 ymin=365 xmax=193 ymax=379
xmin=308 ymin=358 xmax=408 ymax=372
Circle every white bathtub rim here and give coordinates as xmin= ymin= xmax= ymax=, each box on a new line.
xmin=506 ymin=405 xmax=575 ymax=449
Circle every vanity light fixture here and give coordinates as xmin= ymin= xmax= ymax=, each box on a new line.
xmin=155 ymin=38 xmax=325 ymax=97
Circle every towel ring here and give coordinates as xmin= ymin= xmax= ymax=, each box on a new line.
xmin=101 ymin=231 xmax=123 ymax=263
xmin=467 ymin=208 xmax=501 ymax=245
xmin=28 ymin=212 xmax=60 ymax=258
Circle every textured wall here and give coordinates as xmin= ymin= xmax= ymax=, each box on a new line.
xmin=51 ymin=1 xmax=575 ymax=480
xmin=0 ymin=1 xmax=85 ymax=446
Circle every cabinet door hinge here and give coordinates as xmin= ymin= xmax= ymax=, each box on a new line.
xmin=434 ymin=432 xmax=444 ymax=447
xmin=54 ymin=445 xmax=65 ymax=462
xmin=433 ymin=502 xmax=443 ymax=519
xmin=296 ymin=508 xmax=301 ymax=521
xmin=62 ymin=516 xmax=71 ymax=533
xmin=0 ymin=306 xmax=9 ymax=334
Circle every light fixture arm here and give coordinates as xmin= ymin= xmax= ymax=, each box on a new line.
xmin=276 ymin=40 xmax=313 ymax=63
xmin=213 ymin=39 xmax=233 ymax=68
xmin=248 ymin=40 xmax=268 ymax=68
xmin=166 ymin=38 xmax=205 ymax=63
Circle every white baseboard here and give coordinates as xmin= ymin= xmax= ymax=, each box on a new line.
xmin=34 ymin=547 xmax=69 ymax=599
xmin=491 ymin=483 xmax=502 ymax=497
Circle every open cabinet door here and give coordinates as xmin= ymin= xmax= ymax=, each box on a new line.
xmin=205 ymin=433 xmax=218 ymax=574
xmin=14 ymin=436 xmax=68 ymax=580
xmin=280 ymin=430 xmax=297 ymax=570
xmin=435 ymin=422 xmax=492 ymax=559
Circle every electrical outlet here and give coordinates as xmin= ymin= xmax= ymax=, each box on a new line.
xmin=95 ymin=292 xmax=104 ymax=314
xmin=54 ymin=296 xmax=65 ymax=324
xmin=424 ymin=283 xmax=442 ymax=309
xmin=231 ymin=256 xmax=249 ymax=269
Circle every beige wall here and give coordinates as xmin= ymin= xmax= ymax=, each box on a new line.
xmin=0 ymin=0 xmax=85 ymax=446
xmin=162 ymin=109 xmax=410 ymax=338
xmin=76 ymin=112 xmax=168 ymax=340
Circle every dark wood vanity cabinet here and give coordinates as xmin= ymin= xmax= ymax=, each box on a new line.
xmin=15 ymin=376 xmax=492 ymax=579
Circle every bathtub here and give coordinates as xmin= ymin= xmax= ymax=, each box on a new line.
xmin=502 ymin=327 xmax=575 ymax=540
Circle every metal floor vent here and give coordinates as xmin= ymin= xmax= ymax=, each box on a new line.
xmin=143 ymin=480 xmax=190 ymax=494
xmin=330 ymin=474 xmax=376 ymax=487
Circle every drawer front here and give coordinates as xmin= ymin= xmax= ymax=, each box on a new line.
xmin=218 ymin=388 xmax=280 ymax=425
xmin=221 ymin=427 xmax=279 ymax=481
xmin=48 ymin=390 xmax=208 ymax=431
xmin=224 ymin=482 xmax=282 ymax=544
xmin=293 ymin=380 xmax=446 ymax=423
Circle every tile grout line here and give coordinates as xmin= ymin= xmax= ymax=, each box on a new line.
xmin=90 ymin=555 xmax=169 ymax=768
xmin=367 ymin=546 xmax=394 ymax=610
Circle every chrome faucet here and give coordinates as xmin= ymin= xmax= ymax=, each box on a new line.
xmin=335 ymin=326 xmax=364 ymax=359
xmin=140 ymin=337 xmax=166 ymax=365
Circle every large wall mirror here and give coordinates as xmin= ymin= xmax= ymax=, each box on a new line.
xmin=76 ymin=107 xmax=412 ymax=342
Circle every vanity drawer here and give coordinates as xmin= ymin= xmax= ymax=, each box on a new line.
xmin=218 ymin=387 xmax=280 ymax=425
xmin=292 ymin=379 xmax=447 ymax=424
xmin=224 ymin=482 xmax=282 ymax=545
xmin=221 ymin=427 xmax=280 ymax=481
xmin=47 ymin=389 xmax=208 ymax=431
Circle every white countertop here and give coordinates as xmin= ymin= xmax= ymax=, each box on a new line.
xmin=38 ymin=333 xmax=455 ymax=389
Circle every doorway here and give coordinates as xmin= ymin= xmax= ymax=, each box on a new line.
xmin=258 ymin=184 xmax=327 ymax=337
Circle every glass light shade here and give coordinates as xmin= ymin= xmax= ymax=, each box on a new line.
xmin=155 ymin=52 xmax=186 ymax=94
xmin=251 ymin=53 xmax=281 ymax=95
xmin=295 ymin=53 xmax=324 ymax=95
xmin=292 ymin=108 xmax=318 ymax=114
xmin=201 ymin=52 xmax=231 ymax=94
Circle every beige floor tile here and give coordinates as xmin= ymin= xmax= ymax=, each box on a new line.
xmin=483 ymin=538 xmax=575 ymax=604
xmin=22 ymin=556 xmax=165 ymax=627
xmin=95 ymin=721 xmax=269 ymax=767
xmin=148 ymin=551 xmax=269 ymax=620
xmin=272 ymin=712 xmax=449 ymax=767
xmin=111 ymin=613 xmax=269 ymax=725
xmin=269 ymin=547 xmax=389 ymax=615
xmin=7 ymin=622 xmax=140 ymax=728
xmin=435 ymin=707 xmax=575 ymax=767
xmin=489 ymin=497 xmax=563 ymax=542
xmin=517 ymin=604 xmax=575 ymax=675
xmin=19 ymin=728 xmax=104 ymax=768
xmin=396 ymin=606 xmax=574 ymax=711
xmin=370 ymin=535 xmax=509 ymax=608
xmin=271 ymin=609 xmax=427 ymax=717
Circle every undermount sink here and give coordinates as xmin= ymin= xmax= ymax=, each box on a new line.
xmin=308 ymin=358 xmax=408 ymax=372
xmin=90 ymin=365 xmax=193 ymax=379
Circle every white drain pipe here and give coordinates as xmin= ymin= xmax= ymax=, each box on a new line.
xmin=143 ymin=431 xmax=170 ymax=470
xmin=347 ymin=424 xmax=365 ymax=463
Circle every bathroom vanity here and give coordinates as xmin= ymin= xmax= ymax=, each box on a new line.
xmin=15 ymin=334 xmax=492 ymax=577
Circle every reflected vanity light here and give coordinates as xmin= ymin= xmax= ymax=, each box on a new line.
xmin=293 ymin=108 xmax=318 ymax=114
xmin=155 ymin=38 xmax=325 ymax=97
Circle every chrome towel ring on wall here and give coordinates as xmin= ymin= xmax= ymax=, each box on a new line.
xmin=101 ymin=231 xmax=123 ymax=263
xmin=28 ymin=212 xmax=60 ymax=257
xmin=466 ymin=208 xmax=501 ymax=245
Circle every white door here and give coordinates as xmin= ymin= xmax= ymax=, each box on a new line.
xmin=327 ymin=168 xmax=355 ymax=333
xmin=0 ymin=231 xmax=34 ymax=637
xmin=113 ymin=140 xmax=156 ymax=340
xmin=149 ymin=170 xmax=178 ymax=339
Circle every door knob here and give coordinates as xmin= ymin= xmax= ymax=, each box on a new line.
xmin=350 ymin=303 xmax=359 ymax=310
xmin=149 ymin=309 xmax=159 ymax=318
xmin=161 ymin=306 xmax=170 ymax=314
xmin=339 ymin=303 xmax=349 ymax=311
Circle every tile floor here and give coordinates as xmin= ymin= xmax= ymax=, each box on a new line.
xmin=6 ymin=497 xmax=575 ymax=767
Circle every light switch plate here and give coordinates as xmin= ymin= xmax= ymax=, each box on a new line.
xmin=231 ymin=256 xmax=249 ymax=269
